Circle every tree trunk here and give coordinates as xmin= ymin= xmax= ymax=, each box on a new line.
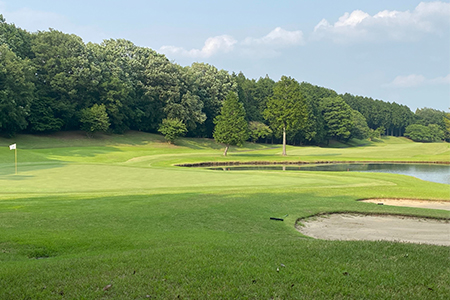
xmin=223 ymin=145 xmax=229 ymax=156
xmin=282 ymin=125 xmax=287 ymax=156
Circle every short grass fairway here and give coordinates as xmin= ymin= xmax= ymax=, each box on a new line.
xmin=0 ymin=132 xmax=449 ymax=299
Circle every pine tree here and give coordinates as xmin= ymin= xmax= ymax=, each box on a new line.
xmin=264 ymin=76 xmax=307 ymax=156
xmin=213 ymin=92 xmax=249 ymax=156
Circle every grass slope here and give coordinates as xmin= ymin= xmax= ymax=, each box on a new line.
xmin=0 ymin=132 xmax=449 ymax=299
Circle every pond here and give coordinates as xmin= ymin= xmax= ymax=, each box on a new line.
xmin=209 ymin=163 xmax=450 ymax=185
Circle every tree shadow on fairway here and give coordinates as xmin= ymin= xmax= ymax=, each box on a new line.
xmin=43 ymin=146 xmax=124 ymax=159
xmin=0 ymin=162 xmax=67 ymax=180
xmin=227 ymin=153 xmax=281 ymax=158
xmin=176 ymin=138 xmax=224 ymax=150
xmin=300 ymin=153 xmax=341 ymax=157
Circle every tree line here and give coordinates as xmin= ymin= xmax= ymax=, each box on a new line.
xmin=1 ymin=16 xmax=449 ymax=145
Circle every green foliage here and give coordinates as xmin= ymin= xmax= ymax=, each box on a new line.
xmin=164 ymin=90 xmax=206 ymax=131
xmin=80 ymin=104 xmax=110 ymax=135
xmin=321 ymin=96 xmax=354 ymax=141
xmin=233 ymin=72 xmax=261 ymax=122
xmin=0 ymin=15 xmax=33 ymax=59
xmin=30 ymin=29 xmax=90 ymax=131
xmin=404 ymin=124 xmax=444 ymax=142
xmin=158 ymin=118 xmax=187 ymax=143
xmin=0 ymin=44 xmax=35 ymax=136
xmin=213 ymin=92 xmax=249 ymax=155
xmin=342 ymin=93 xmax=413 ymax=136
xmin=248 ymin=121 xmax=272 ymax=142
xmin=185 ymin=63 xmax=236 ymax=138
xmin=0 ymin=16 xmax=446 ymax=151
xmin=428 ymin=124 xmax=445 ymax=142
xmin=297 ymin=82 xmax=333 ymax=144
xmin=264 ymin=76 xmax=307 ymax=136
xmin=264 ymin=76 xmax=307 ymax=154
xmin=368 ymin=127 xmax=385 ymax=140
xmin=351 ymin=110 xmax=370 ymax=140
xmin=444 ymin=112 xmax=450 ymax=142
xmin=415 ymin=107 xmax=446 ymax=128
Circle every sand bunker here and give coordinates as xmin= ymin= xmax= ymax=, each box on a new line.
xmin=297 ymin=214 xmax=450 ymax=246
xmin=361 ymin=199 xmax=450 ymax=211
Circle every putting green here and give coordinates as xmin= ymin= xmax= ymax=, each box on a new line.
xmin=0 ymin=162 xmax=393 ymax=195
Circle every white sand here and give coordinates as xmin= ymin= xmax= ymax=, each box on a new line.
xmin=360 ymin=199 xmax=450 ymax=211
xmin=297 ymin=214 xmax=450 ymax=246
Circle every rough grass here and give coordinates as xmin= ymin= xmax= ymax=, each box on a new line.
xmin=0 ymin=132 xmax=449 ymax=299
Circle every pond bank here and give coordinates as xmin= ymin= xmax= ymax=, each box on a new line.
xmin=177 ymin=160 xmax=450 ymax=167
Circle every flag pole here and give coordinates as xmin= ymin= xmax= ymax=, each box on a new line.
xmin=15 ymin=146 xmax=17 ymax=175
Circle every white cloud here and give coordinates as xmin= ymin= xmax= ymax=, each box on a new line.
xmin=313 ymin=1 xmax=450 ymax=43
xmin=242 ymin=27 xmax=304 ymax=47
xmin=335 ymin=10 xmax=370 ymax=28
xmin=387 ymin=74 xmax=426 ymax=87
xmin=160 ymin=35 xmax=237 ymax=58
xmin=428 ymin=74 xmax=450 ymax=85
xmin=160 ymin=27 xmax=304 ymax=59
xmin=386 ymin=74 xmax=450 ymax=88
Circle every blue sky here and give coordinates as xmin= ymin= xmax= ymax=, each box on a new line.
xmin=1 ymin=0 xmax=449 ymax=112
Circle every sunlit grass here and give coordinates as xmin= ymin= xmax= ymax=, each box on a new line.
xmin=0 ymin=132 xmax=449 ymax=299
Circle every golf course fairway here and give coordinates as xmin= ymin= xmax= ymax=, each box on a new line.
xmin=0 ymin=132 xmax=449 ymax=299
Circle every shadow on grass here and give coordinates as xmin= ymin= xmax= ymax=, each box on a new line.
xmin=176 ymin=138 xmax=223 ymax=150
xmin=44 ymin=146 xmax=124 ymax=158
xmin=0 ymin=162 xmax=67 ymax=180
xmin=0 ymin=131 xmax=168 ymax=149
xmin=301 ymin=153 xmax=341 ymax=157
xmin=229 ymin=153 xmax=280 ymax=157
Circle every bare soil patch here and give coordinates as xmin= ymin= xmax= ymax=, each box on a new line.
xmin=296 ymin=214 xmax=450 ymax=246
xmin=361 ymin=199 xmax=450 ymax=211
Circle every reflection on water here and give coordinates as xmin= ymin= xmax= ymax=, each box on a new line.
xmin=210 ymin=164 xmax=450 ymax=185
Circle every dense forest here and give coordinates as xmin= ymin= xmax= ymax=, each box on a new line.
xmin=1 ymin=16 xmax=449 ymax=144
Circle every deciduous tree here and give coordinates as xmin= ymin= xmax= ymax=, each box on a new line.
xmin=158 ymin=118 xmax=187 ymax=144
xmin=0 ymin=44 xmax=35 ymax=136
xmin=248 ymin=121 xmax=272 ymax=142
xmin=80 ymin=104 xmax=110 ymax=137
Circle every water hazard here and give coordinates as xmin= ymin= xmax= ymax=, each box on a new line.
xmin=209 ymin=163 xmax=450 ymax=185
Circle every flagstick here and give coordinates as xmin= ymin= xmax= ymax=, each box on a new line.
xmin=15 ymin=147 xmax=17 ymax=175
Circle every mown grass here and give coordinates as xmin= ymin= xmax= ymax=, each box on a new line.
xmin=0 ymin=132 xmax=449 ymax=299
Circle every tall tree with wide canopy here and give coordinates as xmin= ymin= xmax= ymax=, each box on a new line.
xmin=29 ymin=29 xmax=91 ymax=132
xmin=321 ymin=96 xmax=354 ymax=142
xmin=164 ymin=65 xmax=206 ymax=131
xmin=0 ymin=15 xmax=34 ymax=60
xmin=90 ymin=39 xmax=179 ymax=133
xmin=213 ymin=92 xmax=248 ymax=156
xmin=185 ymin=63 xmax=236 ymax=138
xmin=264 ymin=76 xmax=307 ymax=156
xmin=0 ymin=44 xmax=35 ymax=136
